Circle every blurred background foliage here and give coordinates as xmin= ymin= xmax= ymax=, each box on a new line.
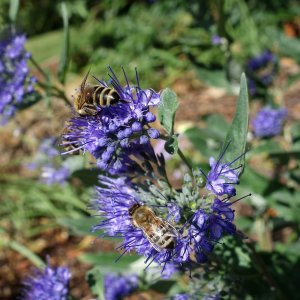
xmin=1 ymin=0 xmax=300 ymax=299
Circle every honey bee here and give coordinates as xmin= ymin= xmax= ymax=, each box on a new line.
xmin=129 ymin=203 xmax=178 ymax=251
xmin=74 ymin=70 xmax=121 ymax=116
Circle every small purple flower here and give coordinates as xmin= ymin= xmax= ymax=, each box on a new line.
xmin=212 ymin=35 xmax=222 ymax=45
xmin=246 ymin=50 xmax=277 ymax=95
xmin=205 ymin=154 xmax=240 ymax=197
xmin=104 ymin=273 xmax=138 ymax=300
xmin=247 ymin=50 xmax=275 ymax=71
xmin=203 ymin=294 xmax=221 ymax=300
xmin=21 ymin=263 xmax=71 ymax=300
xmin=0 ymin=27 xmax=35 ymax=124
xmin=252 ymin=106 xmax=288 ymax=138
xmin=41 ymin=165 xmax=70 ymax=185
xmin=161 ymin=263 xmax=178 ymax=279
xmin=39 ymin=138 xmax=60 ymax=158
xmin=167 ymin=203 xmax=181 ymax=223
xmin=28 ymin=138 xmax=71 ymax=185
xmin=63 ymin=67 xmax=161 ymax=175
xmin=173 ymin=294 xmax=194 ymax=300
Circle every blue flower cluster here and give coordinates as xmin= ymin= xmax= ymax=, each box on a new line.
xmin=63 ymin=68 xmax=160 ymax=175
xmin=22 ymin=263 xmax=71 ymax=300
xmin=92 ymin=147 xmax=242 ymax=271
xmin=0 ymin=27 xmax=35 ymax=124
xmin=246 ymin=50 xmax=277 ymax=95
xmin=252 ymin=106 xmax=287 ymax=138
xmin=104 ymin=273 xmax=138 ymax=300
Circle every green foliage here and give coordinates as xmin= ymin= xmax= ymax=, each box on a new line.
xmin=0 ymin=177 xmax=90 ymax=239
xmin=158 ymin=89 xmax=179 ymax=135
xmin=184 ymin=114 xmax=229 ymax=158
xmin=219 ymin=73 xmax=249 ymax=173
xmin=8 ymin=0 xmax=19 ymax=23
xmin=58 ymin=2 xmax=70 ymax=84
xmin=164 ymin=135 xmax=179 ymax=155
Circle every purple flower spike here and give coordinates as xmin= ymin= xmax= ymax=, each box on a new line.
xmin=0 ymin=27 xmax=36 ymax=124
xmin=22 ymin=263 xmax=71 ymax=300
xmin=205 ymin=154 xmax=240 ymax=197
xmin=63 ymin=67 xmax=161 ymax=175
xmin=252 ymin=106 xmax=287 ymax=138
xmin=104 ymin=273 xmax=138 ymax=300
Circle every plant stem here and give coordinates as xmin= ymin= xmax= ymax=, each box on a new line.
xmin=177 ymin=148 xmax=193 ymax=172
xmin=159 ymin=134 xmax=193 ymax=172
xmin=248 ymin=242 xmax=287 ymax=300
xmin=30 ymin=56 xmax=48 ymax=79
xmin=36 ymin=81 xmax=72 ymax=107
xmin=31 ymin=57 xmax=72 ymax=107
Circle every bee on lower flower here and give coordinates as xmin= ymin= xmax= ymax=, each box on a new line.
xmin=129 ymin=203 xmax=179 ymax=251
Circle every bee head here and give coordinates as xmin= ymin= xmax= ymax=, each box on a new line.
xmin=129 ymin=203 xmax=141 ymax=216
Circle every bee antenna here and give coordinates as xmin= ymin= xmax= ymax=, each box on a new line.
xmin=81 ymin=68 xmax=91 ymax=92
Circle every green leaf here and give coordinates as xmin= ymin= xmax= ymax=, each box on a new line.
xmin=58 ymin=216 xmax=98 ymax=236
xmin=291 ymin=122 xmax=300 ymax=143
xmin=72 ymin=168 xmax=103 ymax=187
xmin=269 ymin=149 xmax=300 ymax=158
xmin=15 ymin=92 xmax=42 ymax=110
xmin=164 ymin=135 xmax=178 ymax=155
xmin=87 ymin=266 xmax=105 ymax=300
xmin=9 ymin=240 xmax=45 ymax=268
xmin=149 ymin=280 xmax=178 ymax=294
xmin=9 ymin=0 xmax=19 ymax=23
xmin=158 ymin=88 xmax=179 ymax=135
xmin=277 ymin=32 xmax=300 ymax=65
xmin=250 ymin=140 xmax=282 ymax=155
xmin=235 ymin=247 xmax=251 ymax=268
xmin=219 ymin=73 xmax=249 ymax=175
xmin=58 ymin=2 xmax=70 ymax=84
xmin=79 ymin=252 xmax=140 ymax=270
xmin=196 ymin=68 xmax=231 ymax=91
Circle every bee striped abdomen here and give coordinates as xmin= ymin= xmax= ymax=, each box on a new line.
xmin=93 ymin=86 xmax=120 ymax=107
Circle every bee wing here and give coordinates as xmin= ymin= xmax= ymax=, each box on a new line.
xmin=80 ymin=69 xmax=91 ymax=92
xmin=142 ymin=229 xmax=164 ymax=252
xmin=161 ymin=221 xmax=179 ymax=237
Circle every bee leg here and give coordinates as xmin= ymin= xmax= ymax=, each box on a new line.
xmin=81 ymin=104 xmax=98 ymax=116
